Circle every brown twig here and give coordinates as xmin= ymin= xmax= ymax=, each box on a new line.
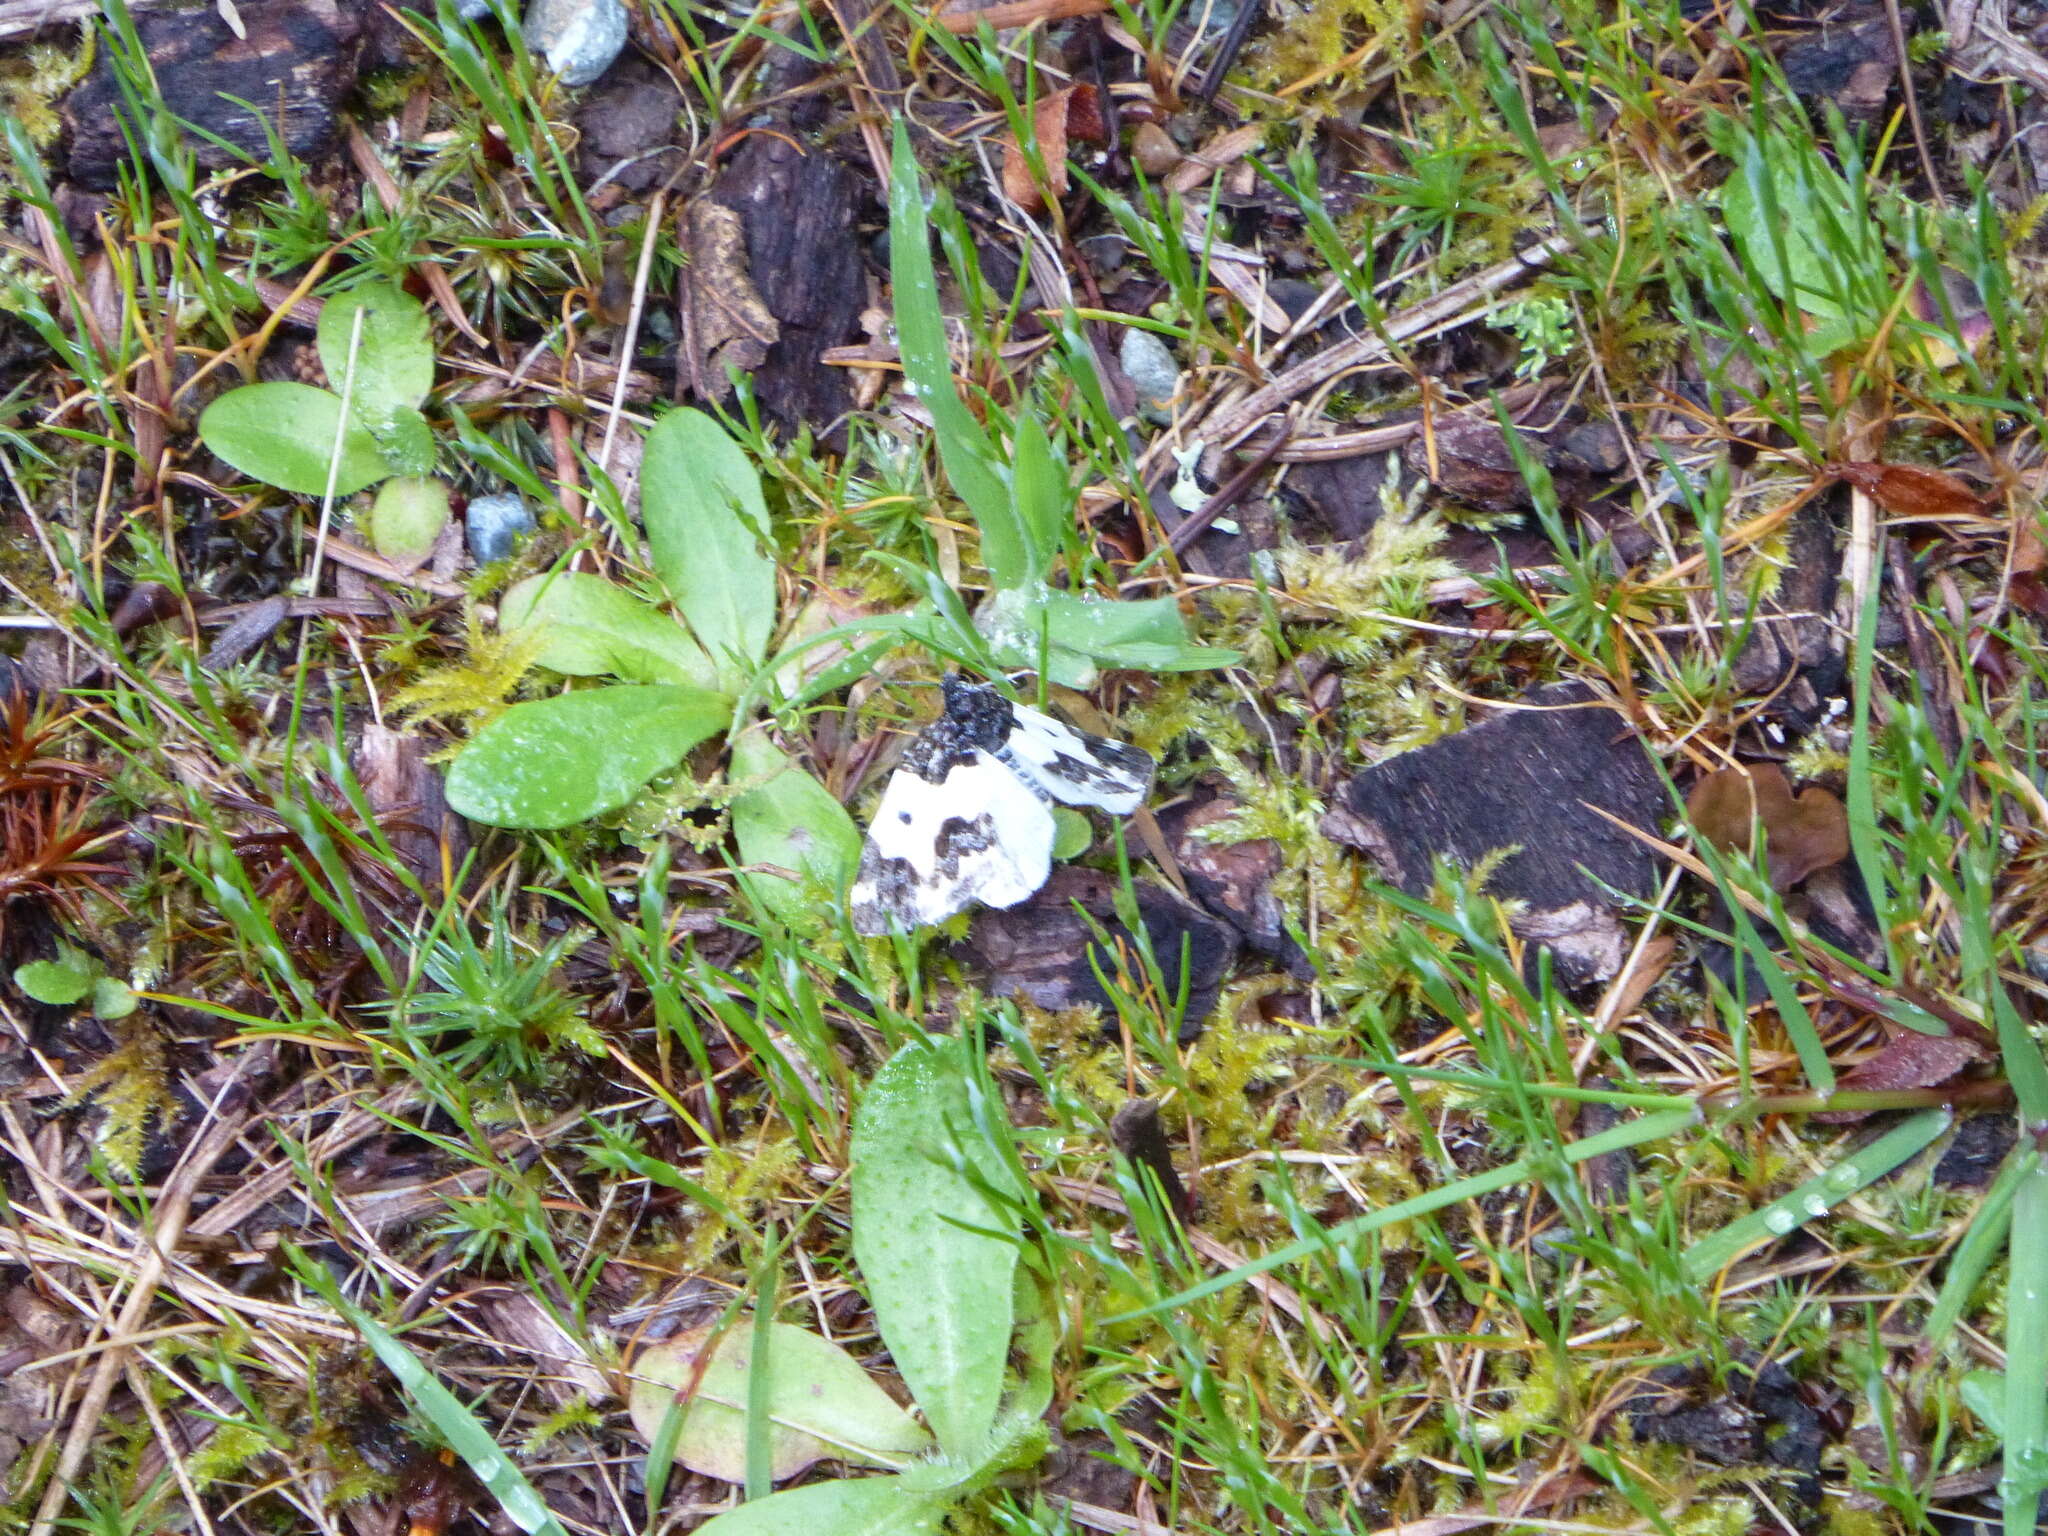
xmin=934 ymin=0 xmax=1108 ymax=30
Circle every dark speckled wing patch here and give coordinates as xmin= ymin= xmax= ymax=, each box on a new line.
xmin=998 ymin=704 xmax=1155 ymax=814
xmin=847 ymin=676 xmax=1154 ymax=936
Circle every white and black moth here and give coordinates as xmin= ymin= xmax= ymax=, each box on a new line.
xmin=849 ymin=675 xmax=1155 ymax=936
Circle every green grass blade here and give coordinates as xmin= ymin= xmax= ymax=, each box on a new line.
xmin=2004 ymin=1149 xmax=2048 ymax=1535
xmin=886 ymin=121 xmax=1022 ymax=586
xmin=1109 ymin=1108 xmax=1699 ymax=1322
xmin=288 ymin=1248 xmax=572 ymax=1536
xmin=1682 ymin=1109 xmax=1950 ymax=1282
xmin=1925 ymin=1146 xmax=2034 ymax=1353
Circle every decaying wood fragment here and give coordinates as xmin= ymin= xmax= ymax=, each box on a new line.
xmin=61 ymin=0 xmax=366 ymax=189
xmin=1323 ymin=682 xmax=1666 ymax=983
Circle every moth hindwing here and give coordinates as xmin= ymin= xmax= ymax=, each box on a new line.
xmin=847 ymin=676 xmax=1154 ymax=935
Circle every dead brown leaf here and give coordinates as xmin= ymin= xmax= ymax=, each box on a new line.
xmin=1163 ymin=123 xmax=1265 ymax=194
xmin=1001 ymin=84 xmax=1103 ymax=213
xmin=1814 ymin=1027 xmax=1986 ymax=1122
xmin=1831 ymin=461 xmax=1990 ymax=523
xmin=1687 ymin=762 xmax=1848 ymax=891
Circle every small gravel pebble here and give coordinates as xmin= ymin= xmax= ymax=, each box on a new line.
xmin=523 ymin=0 xmax=629 ymax=87
xmin=466 ymin=493 xmax=535 ymax=566
xmin=1119 ymin=328 xmax=1181 ymax=421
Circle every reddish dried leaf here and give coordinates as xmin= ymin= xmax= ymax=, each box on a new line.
xmin=1814 ymin=1028 xmax=1985 ymax=1121
xmin=1000 ymin=84 xmax=1100 ymax=213
xmin=1831 ymin=461 xmax=1988 ymax=522
xmin=1687 ymin=763 xmax=1848 ymax=891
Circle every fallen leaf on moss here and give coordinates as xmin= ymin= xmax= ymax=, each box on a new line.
xmin=1830 ymin=462 xmax=1989 ymax=523
xmin=1001 ymin=84 xmax=1103 ymax=213
xmin=1814 ymin=1028 xmax=1986 ymax=1122
xmin=1687 ymin=762 xmax=1848 ymax=891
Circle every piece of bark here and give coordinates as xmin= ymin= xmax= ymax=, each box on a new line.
xmin=1404 ymin=413 xmax=1593 ymax=515
xmin=678 ymin=197 xmax=779 ymax=393
xmin=1108 ymin=1098 xmax=1191 ymax=1218
xmin=1573 ymin=1086 xmax=1636 ymax=1203
xmin=1159 ymin=795 xmax=1305 ymax=973
xmin=692 ymin=129 xmax=868 ymax=439
xmin=1728 ymin=492 xmax=1844 ymax=733
xmin=62 ymin=0 xmax=366 ymax=190
xmin=1280 ymin=450 xmax=1401 ymax=547
xmin=1934 ymin=1113 xmax=2017 ymax=1189
xmin=1778 ymin=6 xmax=1898 ymax=122
xmin=1619 ymin=1352 xmax=1824 ymax=1502
xmin=957 ymin=866 xmax=1239 ymax=1031
xmin=1322 ymin=682 xmax=1665 ymax=984
xmin=575 ymin=59 xmax=684 ymax=194
xmin=0 ymin=0 xmax=158 ymax=41
xmin=353 ymin=723 xmax=466 ymax=890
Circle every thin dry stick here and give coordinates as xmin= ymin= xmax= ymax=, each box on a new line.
xmin=1190 ymin=231 xmax=1577 ymax=449
xmin=29 ymin=1052 xmax=267 ymax=1536
xmin=124 ymin=1357 xmax=219 ymax=1536
xmin=597 ymin=189 xmax=667 ymax=480
xmin=304 ymin=304 xmax=365 ymax=608
xmin=1886 ymin=0 xmax=1945 ymax=208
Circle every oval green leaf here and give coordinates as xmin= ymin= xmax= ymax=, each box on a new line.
xmin=501 ymin=572 xmax=718 ymax=690
xmin=628 ymin=1318 xmax=930 ymax=1485
xmin=851 ymin=1037 xmax=1024 ymax=1460
xmin=446 ymin=684 xmax=729 ymax=829
xmin=729 ymin=733 xmax=861 ymax=926
xmin=14 ymin=949 xmax=96 ymax=1005
xmin=318 ymin=281 xmax=436 ymax=426
xmin=641 ymin=408 xmax=776 ymax=694
xmin=199 ymin=382 xmax=388 ymax=496
xmin=685 ymin=1476 xmax=949 ymax=1536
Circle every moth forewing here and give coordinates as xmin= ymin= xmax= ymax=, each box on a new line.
xmin=998 ymin=705 xmax=1155 ymax=814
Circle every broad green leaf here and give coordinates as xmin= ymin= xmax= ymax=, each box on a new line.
xmin=642 ymin=409 xmax=777 ymax=693
xmin=1963 ymin=1369 xmax=2005 ymax=1434
xmin=1710 ymin=118 xmax=1875 ymax=353
xmin=318 ymin=281 xmax=435 ymax=427
xmin=887 ymin=122 xmax=1025 ymax=587
xmin=289 ymin=1250 xmax=572 ymax=1536
xmin=198 ymin=382 xmax=387 ymax=496
xmin=446 ymin=684 xmax=728 ymax=829
xmin=14 ymin=948 xmax=96 ymax=1005
xmin=729 ymin=733 xmax=862 ymax=925
xmin=501 ymin=572 xmax=718 ymax=690
xmin=628 ymin=1318 xmax=930 ymax=1484
xmin=369 ymin=404 xmax=439 ymax=477
xmin=1005 ymin=1265 xmax=1058 ymax=1424
xmin=851 ymin=1038 xmax=1023 ymax=1459
xmin=977 ymin=588 xmax=1237 ymax=680
xmin=1006 ymin=411 xmax=1066 ymax=581
xmin=369 ymin=476 xmax=452 ymax=564
xmin=686 ymin=1476 xmax=949 ymax=1536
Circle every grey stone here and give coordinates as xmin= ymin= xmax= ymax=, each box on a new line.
xmin=1118 ymin=328 xmax=1180 ymax=420
xmin=466 ymin=493 xmax=535 ymax=566
xmin=523 ymin=0 xmax=628 ymax=86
